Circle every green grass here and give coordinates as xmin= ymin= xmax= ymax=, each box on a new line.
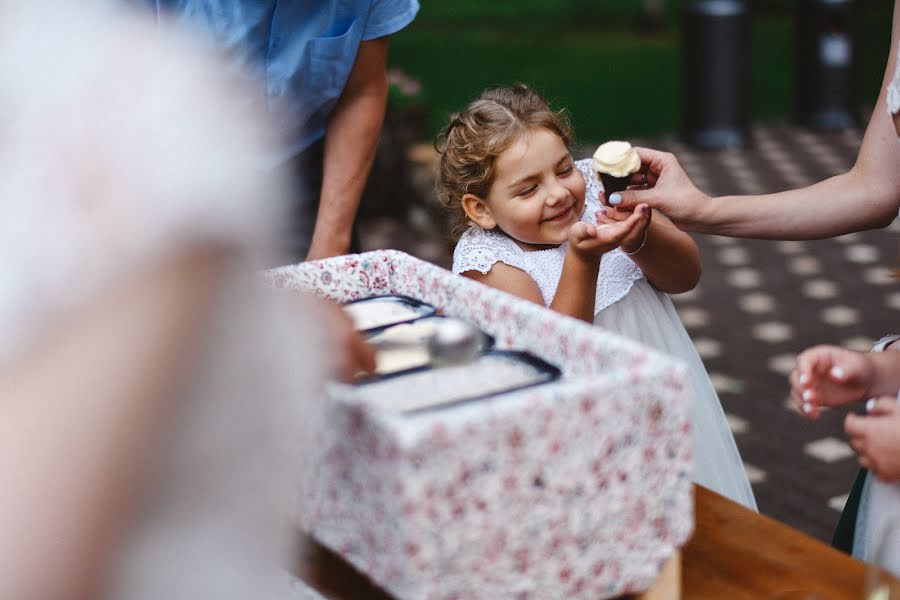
xmin=388 ymin=2 xmax=892 ymax=145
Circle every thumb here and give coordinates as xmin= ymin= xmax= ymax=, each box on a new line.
xmin=845 ymin=412 xmax=869 ymax=438
xmin=866 ymin=397 xmax=899 ymax=417
xmin=608 ymin=188 xmax=656 ymax=211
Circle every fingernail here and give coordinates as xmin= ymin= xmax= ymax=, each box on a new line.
xmin=799 ymin=373 xmax=809 ymax=385
xmin=600 ymin=208 xmax=609 ymax=216
xmin=641 ymin=205 xmax=650 ymax=216
xmin=866 ymin=398 xmax=876 ymax=413
xmin=802 ymin=403 xmax=813 ymax=415
xmin=802 ymin=389 xmax=814 ymax=402
xmin=609 ymin=193 xmax=622 ymax=206
xmin=830 ymin=366 xmax=845 ymax=380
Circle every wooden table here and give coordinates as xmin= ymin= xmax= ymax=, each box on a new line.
xmin=295 ymin=484 xmax=899 ymax=599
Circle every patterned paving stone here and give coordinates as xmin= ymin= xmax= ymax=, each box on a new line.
xmin=717 ymin=246 xmax=751 ymax=266
xmin=676 ymin=306 xmax=711 ymax=329
xmin=821 ymin=305 xmax=861 ymax=327
xmin=804 ymin=437 xmax=856 ymax=463
xmin=834 ymin=232 xmax=863 ymax=244
xmin=887 ymin=292 xmax=900 ymax=311
xmin=671 ymin=288 xmax=701 ymax=303
xmin=752 ymin=321 xmax=794 ymax=344
xmin=726 ymin=413 xmax=749 ymax=435
xmin=801 ymin=279 xmax=839 ymax=300
xmin=739 ymin=292 xmax=777 ymax=314
xmin=775 ymin=241 xmax=807 ymax=254
xmin=787 ymin=256 xmax=822 ymax=276
xmin=743 ymin=463 xmax=768 ymax=485
xmin=767 ymin=353 xmax=797 ymax=376
xmin=828 ymin=494 xmax=849 ymax=513
xmin=709 ymin=372 xmax=745 ymax=395
xmin=843 ymin=336 xmax=876 ymax=352
xmin=863 ymin=266 xmax=897 ymax=285
xmin=693 ymin=337 xmax=722 ymax=359
xmin=727 ymin=267 xmax=762 ymax=288
xmin=844 ymin=244 xmax=881 ymax=264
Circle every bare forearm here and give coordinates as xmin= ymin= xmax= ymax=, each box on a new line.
xmin=629 ymin=214 xmax=701 ymax=293
xmin=696 ymin=166 xmax=899 ymax=240
xmin=0 ymin=248 xmax=222 ymax=599
xmin=308 ymin=38 xmax=389 ymax=260
xmin=550 ymin=251 xmax=600 ymax=322
xmin=694 ymin=9 xmax=900 ymax=240
xmin=313 ymin=90 xmax=386 ymax=253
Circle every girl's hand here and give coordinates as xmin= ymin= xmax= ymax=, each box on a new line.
xmin=568 ymin=204 xmax=650 ymax=259
xmin=789 ymin=345 xmax=876 ymax=419
xmin=846 ymin=398 xmax=900 ymax=482
xmin=597 ymin=204 xmax=652 ymax=253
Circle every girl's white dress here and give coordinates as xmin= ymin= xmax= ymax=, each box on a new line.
xmin=452 ymin=159 xmax=757 ymax=510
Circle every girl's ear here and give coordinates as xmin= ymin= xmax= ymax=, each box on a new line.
xmin=461 ymin=193 xmax=496 ymax=229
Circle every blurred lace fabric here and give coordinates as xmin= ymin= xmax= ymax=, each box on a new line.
xmin=0 ymin=2 xmax=326 ymax=598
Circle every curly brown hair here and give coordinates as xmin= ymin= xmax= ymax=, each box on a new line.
xmin=434 ymin=84 xmax=573 ymax=239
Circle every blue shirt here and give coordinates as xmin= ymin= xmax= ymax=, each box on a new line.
xmin=134 ymin=0 xmax=419 ymax=157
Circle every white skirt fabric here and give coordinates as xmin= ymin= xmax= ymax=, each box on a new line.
xmin=594 ymin=279 xmax=757 ymax=510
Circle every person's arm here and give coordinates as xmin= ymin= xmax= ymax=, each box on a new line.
xmin=611 ymin=0 xmax=900 ymax=240
xmin=0 ymin=247 xmax=225 ymax=600
xmin=306 ymin=37 xmax=390 ymax=260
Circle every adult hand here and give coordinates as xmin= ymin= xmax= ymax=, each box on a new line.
xmin=568 ymin=204 xmax=650 ymax=259
xmin=846 ymin=398 xmax=900 ymax=482
xmin=317 ymin=298 xmax=376 ymax=381
xmin=789 ymin=345 xmax=875 ymax=419
xmin=607 ymin=147 xmax=710 ymax=231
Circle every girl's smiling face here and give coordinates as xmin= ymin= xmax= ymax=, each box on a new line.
xmin=463 ymin=127 xmax=586 ymax=251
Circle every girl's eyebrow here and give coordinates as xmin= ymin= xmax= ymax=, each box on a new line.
xmin=506 ymin=153 xmax=571 ymax=189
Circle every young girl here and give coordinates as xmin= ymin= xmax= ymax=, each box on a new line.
xmin=437 ymin=84 xmax=756 ymax=510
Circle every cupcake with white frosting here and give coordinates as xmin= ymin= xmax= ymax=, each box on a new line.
xmin=592 ymin=141 xmax=641 ymax=199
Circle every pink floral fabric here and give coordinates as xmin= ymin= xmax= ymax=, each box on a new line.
xmin=266 ymin=250 xmax=694 ymax=599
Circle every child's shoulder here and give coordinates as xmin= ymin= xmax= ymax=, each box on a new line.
xmin=452 ymin=226 xmax=525 ymax=275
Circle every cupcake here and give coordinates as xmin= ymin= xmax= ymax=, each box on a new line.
xmin=592 ymin=141 xmax=641 ymax=199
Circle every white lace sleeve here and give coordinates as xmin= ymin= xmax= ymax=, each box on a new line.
xmin=576 ymin=159 xmax=646 ymax=312
xmin=888 ymin=47 xmax=900 ymax=116
xmin=452 ymin=227 xmax=528 ymax=275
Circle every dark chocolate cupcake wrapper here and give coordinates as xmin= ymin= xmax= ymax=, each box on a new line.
xmin=598 ymin=171 xmax=634 ymax=196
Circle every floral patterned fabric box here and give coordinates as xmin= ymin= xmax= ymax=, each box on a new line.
xmin=266 ymin=250 xmax=694 ymax=600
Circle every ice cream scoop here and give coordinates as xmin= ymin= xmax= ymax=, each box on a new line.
xmin=592 ymin=141 xmax=641 ymax=200
xmin=368 ymin=317 xmax=486 ymax=369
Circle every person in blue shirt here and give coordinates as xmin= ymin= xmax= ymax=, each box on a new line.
xmin=130 ymin=1 xmax=420 ymax=261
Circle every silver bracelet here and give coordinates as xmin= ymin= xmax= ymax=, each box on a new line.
xmin=623 ymin=225 xmax=650 ymax=256
xmin=872 ymin=334 xmax=900 ymax=352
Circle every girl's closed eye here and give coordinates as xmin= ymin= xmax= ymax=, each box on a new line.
xmin=516 ymin=185 xmax=537 ymax=197
xmin=558 ymin=163 xmax=574 ymax=176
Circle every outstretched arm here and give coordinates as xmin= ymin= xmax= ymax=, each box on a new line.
xmin=610 ymin=0 xmax=900 ymax=240
xmin=306 ymin=37 xmax=390 ymax=260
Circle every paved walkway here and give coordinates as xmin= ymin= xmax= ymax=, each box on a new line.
xmin=358 ymin=122 xmax=900 ymax=542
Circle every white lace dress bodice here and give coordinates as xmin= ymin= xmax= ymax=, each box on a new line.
xmin=453 ymin=160 xmax=644 ymax=313
xmin=888 ymin=46 xmax=900 ymax=115
xmin=452 ymin=158 xmax=757 ymax=509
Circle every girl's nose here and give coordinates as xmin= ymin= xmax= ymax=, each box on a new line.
xmin=545 ymin=180 xmax=567 ymax=205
